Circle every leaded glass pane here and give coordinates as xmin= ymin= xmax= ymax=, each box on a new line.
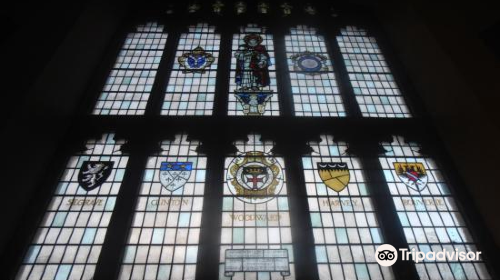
xmin=228 ymin=24 xmax=280 ymax=116
xmin=337 ymin=26 xmax=411 ymax=118
xmin=162 ymin=23 xmax=220 ymax=116
xmin=220 ymin=135 xmax=294 ymax=279
xmin=93 ymin=22 xmax=168 ymax=115
xmin=16 ymin=134 xmax=128 ymax=280
xmin=286 ymin=26 xmax=346 ymax=117
xmin=304 ymin=135 xmax=394 ymax=280
xmin=379 ymin=136 xmax=491 ymax=279
xmin=118 ymin=134 xmax=205 ymax=280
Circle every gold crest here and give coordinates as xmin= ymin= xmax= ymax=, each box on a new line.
xmin=227 ymin=151 xmax=283 ymax=204
xmin=317 ymin=162 xmax=350 ymax=192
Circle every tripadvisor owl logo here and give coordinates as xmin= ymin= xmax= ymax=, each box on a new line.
xmin=375 ymin=244 xmax=398 ymax=267
xmin=375 ymin=244 xmax=483 ymax=266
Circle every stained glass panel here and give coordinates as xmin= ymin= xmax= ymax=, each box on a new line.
xmin=220 ymin=135 xmax=294 ymax=279
xmin=303 ymin=135 xmax=394 ymax=280
xmin=379 ymin=136 xmax=491 ymax=279
xmin=118 ymin=134 xmax=205 ymax=280
xmin=16 ymin=134 xmax=128 ymax=280
xmin=286 ymin=26 xmax=346 ymax=117
xmin=337 ymin=26 xmax=410 ymax=118
xmin=162 ymin=23 xmax=220 ymax=116
xmin=228 ymin=24 xmax=280 ymax=116
xmin=93 ymin=22 xmax=168 ymax=115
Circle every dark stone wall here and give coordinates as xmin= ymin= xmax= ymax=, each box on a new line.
xmin=0 ymin=1 xmax=129 ymax=255
xmin=372 ymin=0 xmax=500 ymax=245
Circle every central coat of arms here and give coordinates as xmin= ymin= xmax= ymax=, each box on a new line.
xmin=227 ymin=151 xmax=283 ymax=204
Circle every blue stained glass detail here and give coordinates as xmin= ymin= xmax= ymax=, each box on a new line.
xmin=160 ymin=162 xmax=193 ymax=171
xmin=258 ymin=272 xmax=271 ymax=280
xmin=315 ymin=246 xmax=328 ymax=262
xmin=278 ymin=197 xmax=289 ymax=210
xmin=187 ymin=55 xmax=206 ymax=68
xmin=152 ymin=229 xmax=164 ymax=244
xmin=115 ymin=169 xmax=125 ymax=181
xmin=302 ymin=158 xmax=312 ymax=169
xmin=52 ymin=212 xmax=68 ymax=227
xmin=222 ymin=197 xmax=233 ymax=211
xmin=398 ymin=213 xmax=410 ymax=227
xmin=358 ymin=183 xmax=368 ymax=195
xmin=310 ymin=213 xmax=322 ymax=227
xmin=82 ymin=228 xmax=97 ymax=244
xmin=233 ymin=228 xmax=244 ymax=243
xmin=370 ymin=228 xmax=382 ymax=243
xmin=450 ymin=263 xmax=466 ymax=279
xmin=123 ymin=246 xmax=136 ymax=263
xmin=447 ymin=228 xmax=462 ymax=243
xmin=355 ymin=264 xmax=370 ymax=280
xmin=186 ymin=246 xmax=198 ymax=263
xmin=24 ymin=246 xmax=41 ymax=264
xmin=383 ymin=170 xmax=394 ymax=181
xmin=55 ymin=265 xmax=72 ymax=280
xmin=336 ymin=228 xmax=348 ymax=243
xmin=158 ymin=265 xmax=171 ymax=280
xmin=179 ymin=213 xmax=191 ymax=227
xmin=234 ymin=92 xmax=273 ymax=105
xmin=144 ymin=169 xmax=154 ymax=181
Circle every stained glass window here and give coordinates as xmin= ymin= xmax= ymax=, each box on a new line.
xmin=286 ymin=26 xmax=346 ymax=117
xmin=93 ymin=22 xmax=168 ymax=115
xmin=16 ymin=134 xmax=128 ymax=280
xmin=220 ymin=134 xmax=294 ymax=279
xmin=303 ymin=135 xmax=394 ymax=280
xmin=228 ymin=24 xmax=280 ymax=116
xmin=379 ymin=136 xmax=491 ymax=279
xmin=337 ymin=26 xmax=411 ymax=118
xmin=162 ymin=23 xmax=220 ymax=115
xmin=118 ymin=134 xmax=206 ymax=280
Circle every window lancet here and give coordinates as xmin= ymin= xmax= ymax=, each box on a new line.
xmin=303 ymin=135 xmax=394 ymax=280
xmin=16 ymin=134 xmax=128 ymax=280
xmin=118 ymin=133 xmax=206 ymax=280
xmin=220 ymin=134 xmax=294 ymax=279
xmin=228 ymin=24 xmax=280 ymax=116
xmin=337 ymin=26 xmax=411 ymax=118
xmin=162 ymin=23 xmax=220 ymax=116
xmin=379 ymin=136 xmax=490 ymax=279
xmin=93 ymin=22 xmax=168 ymax=115
xmin=286 ymin=26 xmax=346 ymax=117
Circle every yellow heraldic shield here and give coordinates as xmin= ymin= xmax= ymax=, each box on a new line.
xmin=317 ymin=162 xmax=350 ymax=192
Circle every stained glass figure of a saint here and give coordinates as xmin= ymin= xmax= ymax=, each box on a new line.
xmin=234 ymin=33 xmax=274 ymax=115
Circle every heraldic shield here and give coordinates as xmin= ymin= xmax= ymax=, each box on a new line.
xmin=78 ymin=161 xmax=114 ymax=191
xmin=317 ymin=162 xmax=350 ymax=192
xmin=393 ymin=162 xmax=428 ymax=192
xmin=227 ymin=151 xmax=284 ymax=204
xmin=159 ymin=162 xmax=192 ymax=191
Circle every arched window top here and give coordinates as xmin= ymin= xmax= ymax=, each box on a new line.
xmin=231 ymin=134 xmax=276 ymax=154
xmin=306 ymin=135 xmax=349 ymax=156
xmin=159 ymin=133 xmax=202 ymax=156
xmin=380 ymin=135 xmax=423 ymax=157
xmin=188 ymin=22 xmax=217 ymax=33
xmin=83 ymin=133 xmax=126 ymax=155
